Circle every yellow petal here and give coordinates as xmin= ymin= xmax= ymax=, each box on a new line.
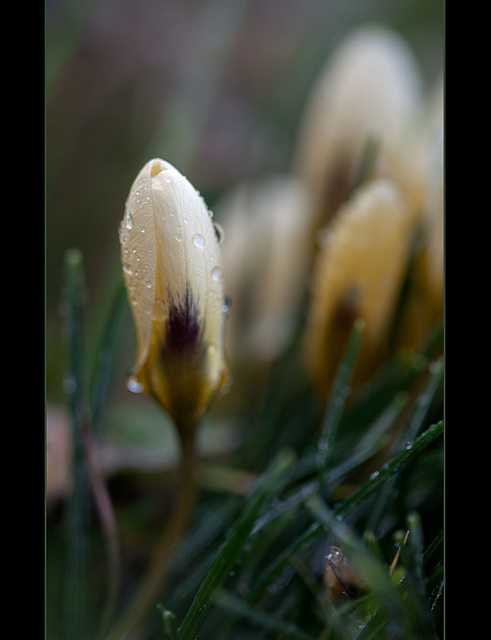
xmin=304 ymin=179 xmax=413 ymax=397
xmin=119 ymin=158 xmax=229 ymax=427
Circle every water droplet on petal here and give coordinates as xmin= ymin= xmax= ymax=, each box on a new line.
xmin=124 ymin=212 xmax=133 ymax=230
xmin=211 ymin=266 xmax=222 ymax=281
xmin=154 ymin=299 xmax=168 ymax=319
xmin=127 ymin=375 xmax=143 ymax=393
xmin=222 ymin=295 xmax=232 ymax=312
xmin=176 ymin=234 xmax=182 ymax=242
xmin=144 ymin=279 xmax=152 ymax=288
xmin=193 ymin=233 xmax=205 ymax=248
xmin=123 ymin=262 xmax=132 ymax=275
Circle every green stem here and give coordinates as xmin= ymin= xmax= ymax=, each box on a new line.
xmin=105 ymin=422 xmax=198 ymax=640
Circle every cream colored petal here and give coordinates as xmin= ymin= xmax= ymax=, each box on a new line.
xmin=119 ymin=158 xmax=227 ymax=420
xmin=119 ymin=160 xmax=159 ymax=371
xmin=217 ymin=176 xmax=313 ymax=362
xmin=150 ymin=159 xmax=225 ymax=355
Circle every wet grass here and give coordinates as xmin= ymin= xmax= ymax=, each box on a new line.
xmin=48 ymin=251 xmax=443 ymax=639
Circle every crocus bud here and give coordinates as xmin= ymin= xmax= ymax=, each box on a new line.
xmin=293 ymin=26 xmax=423 ymax=226
xmin=304 ymin=179 xmax=413 ymax=397
xmin=217 ymin=176 xmax=313 ymax=365
xmin=119 ymin=158 xmax=229 ymax=429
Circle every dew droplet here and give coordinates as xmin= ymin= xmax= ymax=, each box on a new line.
xmin=211 ymin=266 xmax=222 ymax=281
xmin=124 ymin=212 xmax=133 ymax=230
xmin=155 ymin=299 xmax=168 ymax=314
xmin=144 ymin=279 xmax=152 ymax=288
xmin=222 ymin=295 xmax=232 ymax=312
xmin=176 ymin=234 xmax=182 ymax=242
xmin=127 ymin=375 xmax=143 ymax=393
xmin=140 ymin=225 xmax=146 ymax=233
xmin=63 ymin=375 xmax=76 ymax=394
xmin=193 ymin=233 xmax=205 ymax=248
xmin=123 ymin=262 xmax=132 ymax=275
xmin=326 ymin=546 xmax=344 ymax=566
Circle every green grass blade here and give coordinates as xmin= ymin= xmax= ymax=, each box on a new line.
xmin=366 ymin=360 xmax=443 ymax=532
xmin=338 ymin=420 xmax=443 ymax=520
xmin=158 ymin=606 xmax=179 ymax=640
xmin=404 ymin=358 xmax=443 ymax=445
xmin=89 ymin=276 xmax=128 ymax=436
xmin=62 ymin=248 xmax=92 ymax=640
xmin=249 ymin=420 xmax=443 ymax=602
xmin=215 ymin=590 xmax=316 ymax=640
xmin=317 ymin=318 xmax=364 ymax=492
xmin=398 ymin=513 xmax=439 ymax=639
xmin=177 ymin=449 xmax=296 ymax=640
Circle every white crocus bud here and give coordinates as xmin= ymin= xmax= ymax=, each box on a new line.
xmin=119 ymin=158 xmax=229 ymax=429
xmin=217 ymin=176 xmax=313 ymax=364
xmin=293 ymin=25 xmax=423 ymax=225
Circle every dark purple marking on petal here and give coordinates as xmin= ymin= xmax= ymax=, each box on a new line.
xmin=163 ymin=286 xmax=203 ymax=357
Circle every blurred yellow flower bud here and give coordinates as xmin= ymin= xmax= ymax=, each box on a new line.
xmin=304 ymin=179 xmax=413 ymax=398
xmin=119 ymin=158 xmax=229 ymax=429
xmin=293 ymin=25 xmax=424 ymax=227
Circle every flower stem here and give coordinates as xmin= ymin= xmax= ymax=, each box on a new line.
xmin=105 ymin=421 xmax=198 ymax=640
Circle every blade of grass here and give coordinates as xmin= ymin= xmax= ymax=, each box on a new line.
xmin=248 ymin=421 xmax=443 ymax=602
xmin=338 ymin=420 xmax=443 ymax=519
xmin=404 ymin=358 xmax=443 ymax=445
xmin=215 ymin=589 xmax=316 ymax=640
xmin=177 ymin=448 xmax=296 ymax=640
xmin=90 ymin=276 xmax=128 ymax=436
xmin=253 ymin=389 xmax=409 ymax=537
xmin=158 ymin=606 xmax=179 ymax=640
xmin=398 ymin=513 xmax=439 ymax=640
xmin=317 ymin=318 xmax=364 ymax=494
xmin=62 ymin=250 xmax=122 ymax=637
xmin=352 ymin=130 xmax=382 ymax=189
xmin=340 ymin=352 xmax=424 ymax=438
xmin=366 ymin=359 xmax=444 ymax=532
xmin=62 ymin=249 xmax=92 ymax=640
